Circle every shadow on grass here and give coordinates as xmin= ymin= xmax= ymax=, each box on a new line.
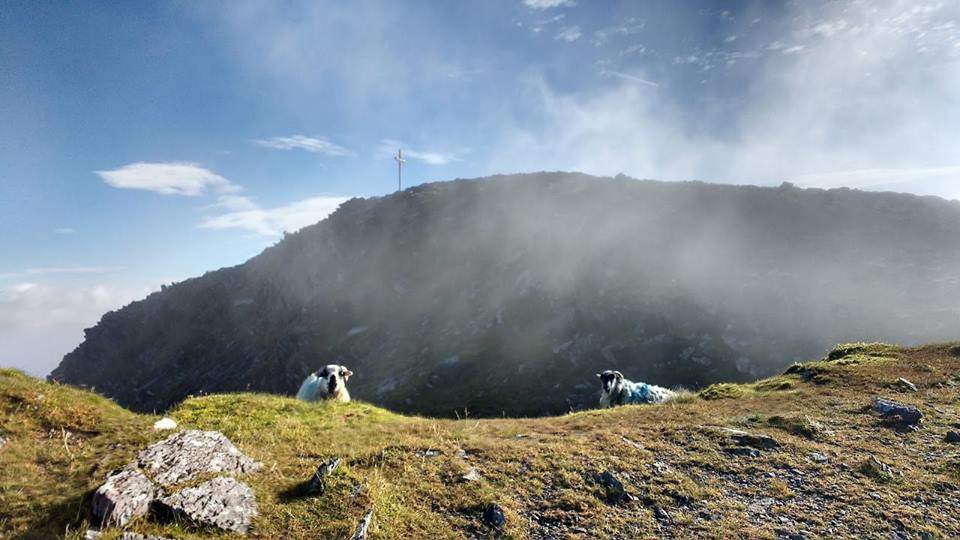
xmin=10 ymin=490 xmax=92 ymax=540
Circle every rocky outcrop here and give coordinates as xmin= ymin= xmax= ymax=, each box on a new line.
xmin=137 ymin=430 xmax=262 ymax=486
xmin=157 ymin=476 xmax=257 ymax=533
xmin=91 ymin=467 xmax=155 ymax=527
xmin=90 ymin=430 xmax=260 ymax=534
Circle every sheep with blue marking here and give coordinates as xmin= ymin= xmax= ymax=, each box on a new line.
xmin=597 ymin=370 xmax=677 ymax=407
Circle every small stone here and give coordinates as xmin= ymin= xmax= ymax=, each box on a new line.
xmin=351 ymin=483 xmax=364 ymax=498
xmin=653 ymin=506 xmax=671 ymax=522
xmin=895 ymin=378 xmax=917 ymax=392
xmin=945 ymin=431 xmax=960 ymax=443
xmin=725 ymin=447 xmax=761 ymax=458
xmin=83 ymin=530 xmax=102 ymax=540
xmin=809 ymin=452 xmax=829 ymax=464
xmin=417 ymin=449 xmax=441 ymax=457
xmin=775 ymin=529 xmax=808 ymax=540
xmin=121 ymin=534 xmax=176 ymax=540
xmin=650 ymin=460 xmax=672 ymax=475
xmin=157 ymin=476 xmax=257 ymax=533
xmin=747 ymin=497 xmax=775 ymax=515
xmin=482 ymin=503 xmax=506 ymax=530
xmin=589 ymin=471 xmax=627 ymax=504
xmin=152 ymin=417 xmax=177 ymax=430
xmin=91 ymin=467 xmax=156 ymax=527
xmin=621 ymin=436 xmax=645 ymax=450
xmin=305 ymin=457 xmax=341 ymax=495
xmin=351 ymin=509 xmax=373 ymax=540
xmin=455 ymin=448 xmax=468 ymax=458
xmin=461 ymin=467 xmax=480 ymax=482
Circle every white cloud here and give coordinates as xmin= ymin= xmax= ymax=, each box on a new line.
xmin=378 ymin=139 xmax=463 ymax=165
xmin=592 ymin=18 xmax=645 ymax=46
xmin=200 ymin=196 xmax=350 ymax=236
xmin=54 ymin=228 xmax=76 ymax=234
xmin=811 ymin=19 xmax=849 ymax=38
xmin=0 ymin=266 xmax=126 ymax=280
xmin=555 ymin=26 xmax=582 ymax=42
xmin=96 ymin=162 xmax=239 ymax=196
xmin=252 ymin=135 xmax=354 ymax=156
xmin=523 ymin=0 xmax=574 ymax=9
xmin=212 ymin=194 xmax=258 ymax=211
xmin=782 ymin=45 xmax=805 ymax=54
xmin=489 ymin=0 xmax=960 ymax=203
xmin=0 ymin=281 xmax=149 ymax=376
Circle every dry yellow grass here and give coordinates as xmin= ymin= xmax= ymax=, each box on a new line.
xmin=2 ymin=342 xmax=959 ymax=539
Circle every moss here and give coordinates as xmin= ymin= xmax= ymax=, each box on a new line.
xmin=699 ymin=375 xmax=800 ymax=401
xmin=826 ymin=342 xmax=898 ymax=361
xmin=859 ymin=457 xmax=903 ymax=485
xmin=765 ymin=415 xmax=830 ymax=440
xmin=699 ymin=383 xmax=747 ymax=400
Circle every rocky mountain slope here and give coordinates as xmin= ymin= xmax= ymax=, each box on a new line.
xmin=50 ymin=173 xmax=960 ymax=416
xmin=5 ymin=343 xmax=960 ymax=538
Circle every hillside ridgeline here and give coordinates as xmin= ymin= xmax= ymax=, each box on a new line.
xmin=4 ymin=343 xmax=960 ymax=538
xmin=51 ymin=173 xmax=960 ymax=416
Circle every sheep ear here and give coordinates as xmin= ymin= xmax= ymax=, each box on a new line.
xmin=614 ymin=371 xmax=624 ymax=379
xmin=342 ymin=367 xmax=353 ymax=380
xmin=596 ymin=373 xmax=602 ymax=378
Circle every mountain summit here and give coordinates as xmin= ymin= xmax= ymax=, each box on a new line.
xmin=50 ymin=173 xmax=960 ymax=416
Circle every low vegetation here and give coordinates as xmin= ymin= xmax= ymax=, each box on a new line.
xmin=2 ymin=343 xmax=960 ymax=539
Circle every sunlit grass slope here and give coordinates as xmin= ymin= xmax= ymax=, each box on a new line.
xmin=2 ymin=343 xmax=959 ymax=539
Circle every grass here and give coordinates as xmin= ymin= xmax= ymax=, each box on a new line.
xmin=2 ymin=342 xmax=960 ymax=539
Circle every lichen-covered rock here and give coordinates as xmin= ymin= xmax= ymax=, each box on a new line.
xmin=91 ymin=467 xmax=156 ymax=527
xmin=138 ymin=430 xmax=262 ymax=486
xmin=157 ymin=476 xmax=257 ymax=533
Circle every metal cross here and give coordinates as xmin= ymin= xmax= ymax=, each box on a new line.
xmin=394 ymin=148 xmax=405 ymax=192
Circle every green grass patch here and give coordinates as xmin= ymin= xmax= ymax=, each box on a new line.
xmin=826 ymin=342 xmax=898 ymax=361
xmin=698 ymin=375 xmax=800 ymax=401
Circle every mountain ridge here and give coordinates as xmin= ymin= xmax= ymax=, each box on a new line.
xmin=50 ymin=173 xmax=960 ymax=416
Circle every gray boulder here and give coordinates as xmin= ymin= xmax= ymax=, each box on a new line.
xmin=871 ymin=397 xmax=923 ymax=426
xmin=138 ymin=430 xmax=262 ymax=486
xmin=157 ymin=476 xmax=257 ymax=533
xmin=91 ymin=467 xmax=156 ymax=527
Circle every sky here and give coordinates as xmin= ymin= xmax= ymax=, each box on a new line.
xmin=1 ymin=0 xmax=959 ymax=376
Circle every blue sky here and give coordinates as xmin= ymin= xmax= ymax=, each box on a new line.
xmin=2 ymin=0 xmax=959 ymax=375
